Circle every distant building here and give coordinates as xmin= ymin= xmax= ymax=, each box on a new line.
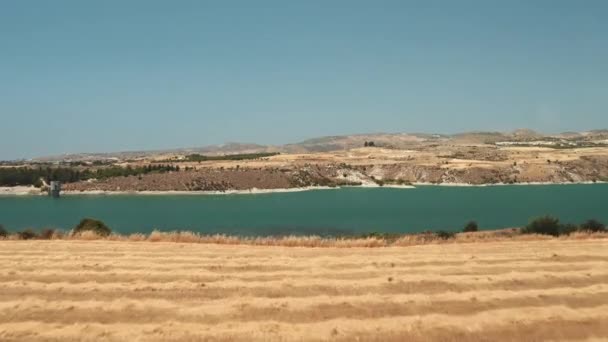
xmin=49 ymin=181 xmax=61 ymax=198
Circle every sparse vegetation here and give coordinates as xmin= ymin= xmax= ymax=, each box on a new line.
xmin=3 ymin=216 xmax=607 ymax=243
xmin=93 ymin=164 xmax=179 ymax=179
xmin=18 ymin=228 xmax=37 ymax=240
xmin=73 ymin=218 xmax=112 ymax=237
xmin=579 ymin=219 xmax=606 ymax=232
xmin=521 ymin=217 xmax=606 ymax=236
xmin=1 ymin=224 xmax=606 ymax=245
xmin=435 ymin=230 xmax=456 ymax=240
xmin=358 ymin=231 xmax=402 ymax=242
xmin=39 ymin=228 xmax=56 ymax=240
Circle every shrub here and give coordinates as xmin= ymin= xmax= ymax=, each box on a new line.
xmin=18 ymin=228 xmax=37 ymax=240
xmin=73 ymin=218 xmax=112 ymax=237
xmin=0 ymin=224 xmax=7 ymax=238
xmin=579 ymin=219 xmax=606 ymax=233
xmin=463 ymin=221 xmax=479 ymax=232
xmin=436 ymin=230 xmax=455 ymax=240
xmin=522 ymin=216 xmax=561 ymax=236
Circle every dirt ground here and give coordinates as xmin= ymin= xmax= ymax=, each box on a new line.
xmin=1 ymin=238 xmax=607 ymax=341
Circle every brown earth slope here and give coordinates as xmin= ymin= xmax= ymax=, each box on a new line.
xmin=1 ymin=239 xmax=607 ymax=341
xmin=62 ymin=145 xmax=608 ymax=192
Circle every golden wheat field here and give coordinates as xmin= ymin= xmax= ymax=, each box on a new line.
xmin=1 ymin=238 xmax=608 ymax=341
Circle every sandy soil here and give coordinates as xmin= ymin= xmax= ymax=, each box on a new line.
xmin=1 ymin=239 xmax=607 ymax=341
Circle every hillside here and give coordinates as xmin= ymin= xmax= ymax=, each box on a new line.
xmin=27 ymin=129 xmax=608 ymax=162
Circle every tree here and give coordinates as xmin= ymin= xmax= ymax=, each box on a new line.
xmin=0 ymin=224 xmax=7 ymax=238
xmin=463 ymin=221 xmax=479 ymax=232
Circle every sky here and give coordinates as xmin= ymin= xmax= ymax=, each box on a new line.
xmin=1 ymin=0 xmax=607 ymax=159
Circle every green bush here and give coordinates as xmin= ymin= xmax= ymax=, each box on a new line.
xmin=522 ymin=216 xmax=561 ymax=236
xmin=463 ymin=221 xmax=479 ymax=232
xmin=73 ymin=218 xmax=112 ymax=237
xmin=0 ymin=224 xmax=7 ymax=238
xmin=579 ymin=219 xmax=606 ymax=232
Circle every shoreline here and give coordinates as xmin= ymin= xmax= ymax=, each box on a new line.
xmin=62 ymin=186 xmax=339 ymax=196
xmin=412 ymin=180 xmax=607 ymax=187
xmin=0 ymin=180 xmax=605 ymax=196
xmin=1 ymin=228 xmax=607 ymax=247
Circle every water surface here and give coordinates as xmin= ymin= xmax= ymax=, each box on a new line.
xmin=1 ymin=184 xmax=606 ymax=235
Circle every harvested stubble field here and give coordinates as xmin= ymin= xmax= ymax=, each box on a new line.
xmin=1 ymin=238 xmax=608 ymax=341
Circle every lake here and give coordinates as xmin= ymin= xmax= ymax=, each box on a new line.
xmin=1 ymin=184 xmax=607 ymax=236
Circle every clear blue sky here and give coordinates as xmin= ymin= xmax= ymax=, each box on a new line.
xmin=1 ymin=0 xmax=607 ymax=159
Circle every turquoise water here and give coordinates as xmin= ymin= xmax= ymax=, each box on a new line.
xmin=1 ymin=184 xmax=607 ymax=236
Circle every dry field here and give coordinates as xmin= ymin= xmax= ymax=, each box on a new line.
xmin=143 ymin=146 xmax=608 ymax=170
xmin=1 ymin=239 xmax=608 ymax=341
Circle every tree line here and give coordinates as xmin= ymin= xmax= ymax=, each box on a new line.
xmin=185 ymin=152 xmax=279 ymax=162
xmin=0 ymin=164 xmax=180 ymax=187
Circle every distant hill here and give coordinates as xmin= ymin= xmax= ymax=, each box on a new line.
xmin=283 ymin=133 xmax=431 ymax=152
xmin=29 ymin=129 xmax=608 ymax=162
xmin=449 ymin=132 xmax=508 ymax=144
